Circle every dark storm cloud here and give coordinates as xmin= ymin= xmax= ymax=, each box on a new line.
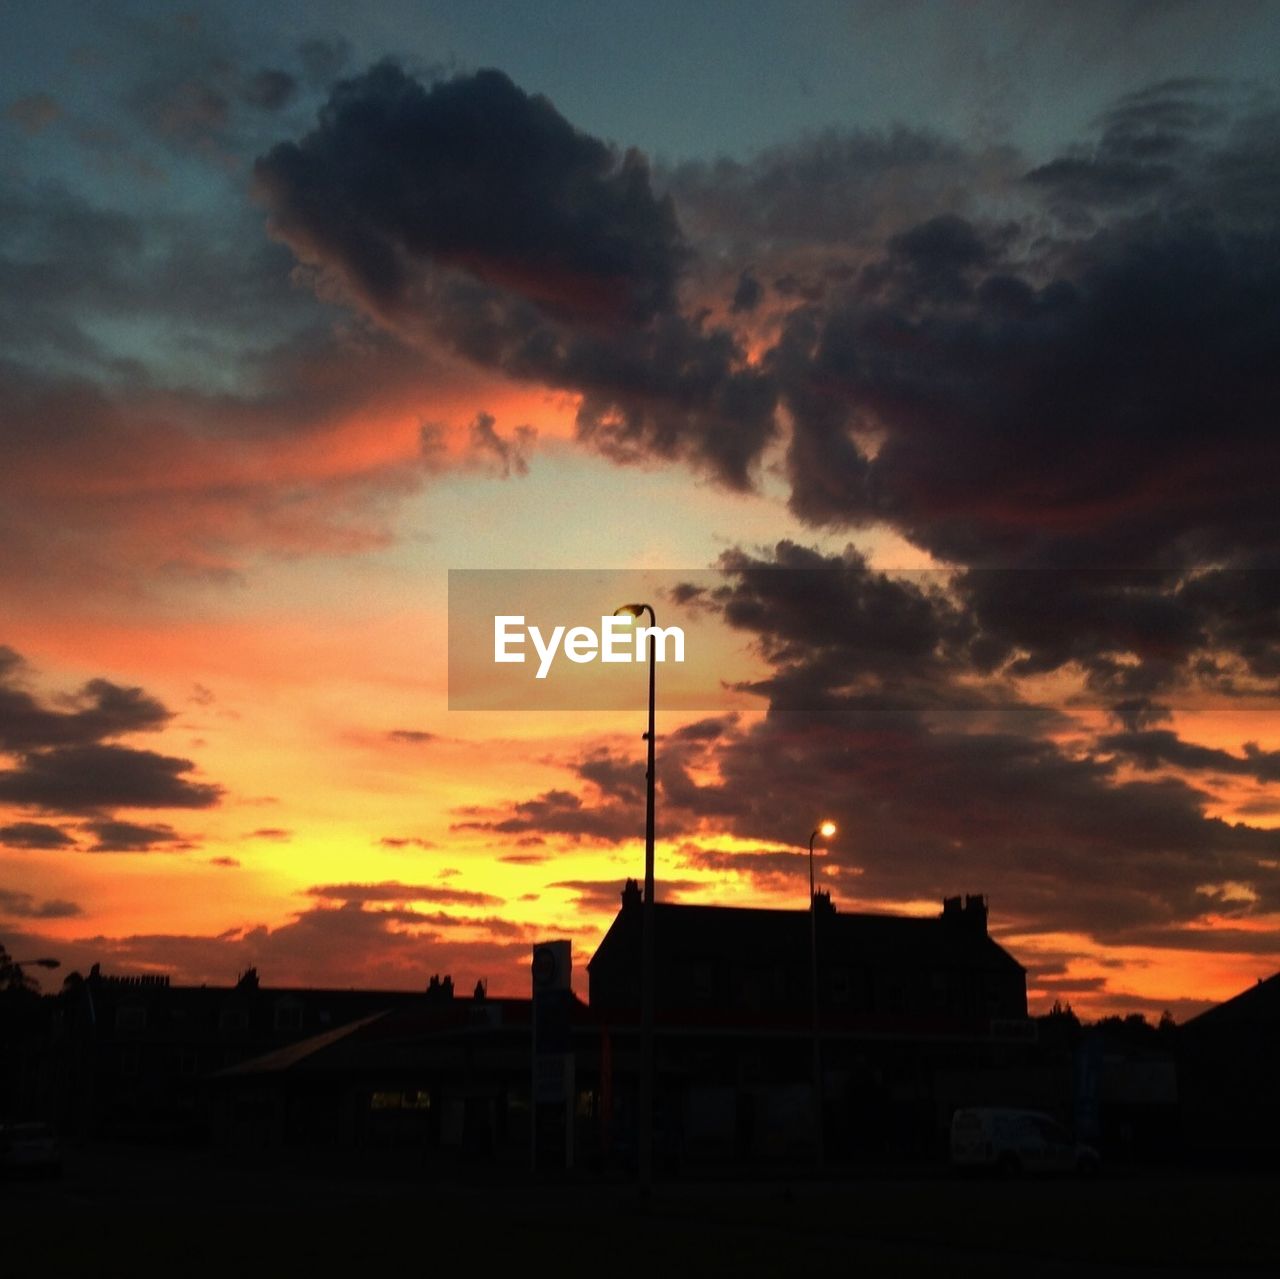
xmin=684 ymin=706 xmax=1280 ymax=940
xmin=665 ymin=126 xmax=977 ymax=251
xmin=618 ymin=86 xmax=1280 ymax=594
xmin=1116 ymin=923 xmax=1280 ymax=956
xmin=750 ymin=87 xmax=1280 ymax=599
xmin=674 ymin=842 xmax=811 ymax=888
xmin=860 ymin=212 xmax=1009 ymax=305
xmin=0 ymin=821 xmax=76 ymax=850
xmin=256 ymin=62 xmax=778 ymax=489
xmin=548 ymin=878 xmax=702 ymax=913
xmin=1026 ymin=79 xmax=1232 ymax=211
xmin=778 ymin=214 xmax=1280 ymax=569
xmin=706 ymin=542 xmax=974 ymax=687
xmin=1179 ymin=565 xmax=1280 ymax=681
xmin=1099 ymin=730 xmax=1280 ymax=783
xmin=451 ymin=787 xmax=639 ymax=843
xmin=730 ymin=270 xmax=762 ymax=314
xmin=949 ymin=564 xmax=1280 ymax=716
xmin=572 ymin=750 xmax=645 ymax=804
xmin=670 ymin=715 xmax=738 ymax=742
xmin=255 ymin=62 xmax=685 ymax=325
xmin=657 ymin=545 xmax=1280 ymax=941
xmin=482 ymin=532 xmax=1280 ymax=951
xmin=32 ymin=46 xmax=1259 ymax=967
xmin=0 ymin=744 xmax=222 ymax=814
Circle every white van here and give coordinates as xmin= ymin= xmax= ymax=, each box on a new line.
xmin=950 ymin=1107 xmax=1099 ymax=1175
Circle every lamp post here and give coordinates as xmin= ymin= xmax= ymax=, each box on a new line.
xmin=615 ymin=602 xmax=656 ymax=1192
xmin=809 ymin=821 xmax=835 ymax=1170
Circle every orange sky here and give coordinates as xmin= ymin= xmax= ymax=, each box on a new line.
xmin=4 ymin=12 xmax=1280 ymax=1024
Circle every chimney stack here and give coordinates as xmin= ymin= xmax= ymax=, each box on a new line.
xmin=942 ymin=894 xmax=988 ymax=934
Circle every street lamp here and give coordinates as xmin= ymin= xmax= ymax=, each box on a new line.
xmin=615 ymin=602 xmax=656 ymax=1192
xmin=809 ymin=821 xmax=835 ymax=1169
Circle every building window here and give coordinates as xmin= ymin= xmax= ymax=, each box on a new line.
xmin=370 ymin=1090 xmax=431 ymax=1111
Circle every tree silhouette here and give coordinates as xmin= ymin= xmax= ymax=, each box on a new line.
xmin=0 ymin=941 xmax=38 ymax=993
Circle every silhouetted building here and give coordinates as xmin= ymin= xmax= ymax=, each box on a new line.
xmin=48 ymin=965 xmax=453 ymax=1140
xmin=208 ymin=991 xmax=557 ymax=1159
xmin=62 ymin=893 xmax=1040 ymax=1168
xmin=1178 ymin=970 xmax=1280 ymax=1164
xmin=589 ymin=887 xmax=1027 ymax=1026
xmin=587 ymin=885 xmax=1030 ymax=1163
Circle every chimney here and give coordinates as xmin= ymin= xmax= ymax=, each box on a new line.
xmin=965 ymin=894 xmax=988 ymax=934
xmin=942 ymin=894 xmax=988 ymax=934
xmin=621 ymin=878 xmax=642 ymax=912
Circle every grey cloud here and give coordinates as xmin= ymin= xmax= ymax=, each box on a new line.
xmin=255 ymin=62 xmax=686 ymax=325
xmin=1099 ymin=730 xmax=1280 ymax=783
xmin=242 ymin=69 xmax=297 ymax=112
xmin=256 ymin=62 xmax=778 ymax=490
xmin=0 ymin=821 xmax=77 ymax=850
xmin=0 ymin=743 xmax=222 ymax=813
xmin=82 ymin=819 xmax=190 ymax=853
xmin=0 ymin=887 xmax=82 ymax=919
xmin=307 ymin=881 xmax=503 ymax=908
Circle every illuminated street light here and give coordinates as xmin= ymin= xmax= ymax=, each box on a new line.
xmin=809 ymin=821 xmax=836 ymax=1169
xmin=614 ymin=602 xmax=656 ymax=1191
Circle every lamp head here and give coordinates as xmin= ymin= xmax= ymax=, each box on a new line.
xmin=818 ymin=821 xmax=836 ymax=839
xmin=614 ymin=603 xmax=647 ymax=619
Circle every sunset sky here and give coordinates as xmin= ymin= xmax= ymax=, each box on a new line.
xmin=3 ymin=1 xmax=1280 ymax=1019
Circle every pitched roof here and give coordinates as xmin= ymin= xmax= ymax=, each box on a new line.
xmin=1183 ymin=969 xmax=1280 ymax=1032
xmin=212 ymin=1012 xmax=388 ymax=1075
xmin=590 ymin=900 xmax=1024 ymax=972
xmin=208 ymin=997 xmax=563 ymax=1078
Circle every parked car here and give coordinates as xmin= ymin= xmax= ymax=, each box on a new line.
xmin=950 ymin=1107 xmax=1099 ymax=1176
xmin=0 ymin=1121 xmax=62 ymax=1178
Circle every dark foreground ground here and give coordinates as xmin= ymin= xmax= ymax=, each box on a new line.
xmin=2 ymin=1145 xmax=1277 ymax=1277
